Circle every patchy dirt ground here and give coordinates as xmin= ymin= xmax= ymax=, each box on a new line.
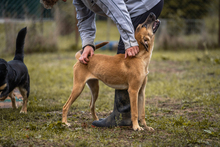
xmin=0 ymin=50 xmax=220 ymax=146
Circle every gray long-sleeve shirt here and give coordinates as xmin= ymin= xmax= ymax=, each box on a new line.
xmin=73 ymin=0 xmax=160 ymax=50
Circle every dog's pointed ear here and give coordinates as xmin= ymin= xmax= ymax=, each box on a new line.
xmin=136 ymin=24 xmax=142 ymax=33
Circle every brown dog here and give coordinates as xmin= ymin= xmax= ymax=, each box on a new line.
xmin=62 ymin=13 xmax=160 ymax=131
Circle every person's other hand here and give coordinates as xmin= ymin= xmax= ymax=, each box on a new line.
xmin=125 ymin=46 xmax=139 ymax=58
xmin=79 ymin=46 xmax=94 ymax=64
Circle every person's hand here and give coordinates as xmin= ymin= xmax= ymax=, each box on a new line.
xmin=79 ymin=46 xmax=94 ymax=64
xmin=125 ymin=46 xmax=139 ymax=58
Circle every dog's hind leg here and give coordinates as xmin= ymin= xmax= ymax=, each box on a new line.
xmin=62 ymin=81 xmax=86 ymax=127
xmin=9 ymin=90 xmax=17 ymax=109
xmin=87 ymin=79 xmax=99 ymax=120
xmin=19 ymin=87 xmax=28 ymax=113
xmin=19 ymin=76 xmax=30 ymax=114
xmin=138 ymin=77 xmax=154 ymax=132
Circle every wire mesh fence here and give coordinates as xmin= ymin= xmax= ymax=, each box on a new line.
xmin=0 ymin=0 xmax=53 ymax=19
xmin=0 ymin=0 xmax=219 ymax=55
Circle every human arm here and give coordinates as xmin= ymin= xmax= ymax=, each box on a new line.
xmin=125 ymin=46 xmax=139 ymax=58
xmin=74 ymin=0 xmax=139 ymax=63
xmin=73 ymin=0 xmax=96 ymax=49
xmin=78 ymin=45 xmax=94 ymax=64
xmin=73 ymin=0 xmax=96 ymax=64
xmin=95 ymin=0 xmax=139 ymax=57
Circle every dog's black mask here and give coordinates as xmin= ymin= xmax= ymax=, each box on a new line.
xmin=142 ymin=13 xmax=160 ymax=34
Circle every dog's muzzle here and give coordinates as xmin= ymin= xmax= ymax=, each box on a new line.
xmin=152 ymin=19 xmax=160 ymax=33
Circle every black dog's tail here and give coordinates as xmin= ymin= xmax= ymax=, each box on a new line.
xmin=13 ymin=27 xmax=27 ymax=62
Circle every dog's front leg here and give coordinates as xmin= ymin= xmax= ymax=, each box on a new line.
xmin=128 ymin=86 xmax=143 ymax=131
xmin=138 ymin=77 xmax=154 ymax=132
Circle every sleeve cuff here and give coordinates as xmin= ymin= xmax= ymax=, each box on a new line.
xmin=82 ymin=44 xmax=95 ymax=51
xmin=124 ymin=41 xmax=139 ymax=50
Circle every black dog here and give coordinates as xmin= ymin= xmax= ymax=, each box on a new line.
xmin=0 ymin=27 xmax=30 ymax=113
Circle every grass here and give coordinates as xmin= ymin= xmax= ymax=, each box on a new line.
xmin=0 ymin=49 xmax=220 ymax=146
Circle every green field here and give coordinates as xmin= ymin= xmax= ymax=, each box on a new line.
xmin=0 ymin=49 xmax=219 ymax=146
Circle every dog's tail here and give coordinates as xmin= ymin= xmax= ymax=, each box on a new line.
xmin=75 ymin=42 xmax=109 ymax=60
xmin=13 ymin=27 xmax=27 ymax=62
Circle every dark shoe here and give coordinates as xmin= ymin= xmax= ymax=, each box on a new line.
xmin=92 ymin=89 xmax=132 ymax=127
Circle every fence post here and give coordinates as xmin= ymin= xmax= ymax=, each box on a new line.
xmin=107 ymin=17 xmax=111 ymax=41
xmin=219 ymin=0 xmax=220 ymax=47
xmin=74 ymin=7 xmax=79 ymax=48
xmin=40 ymin=6 xmax=44 ymax=33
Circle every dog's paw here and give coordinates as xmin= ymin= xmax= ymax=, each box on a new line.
xmin=12 ymin=105 xmax=18 ymax=109
xmin=133 ymin=125 xmax=144 ymax=131
xmin=64 ymin=122 xmax=71 ymax=127
xmin=20 ymin=110 xmax=27 ymax=114
xmin=142 ymin=123 xmax=155 ymax=132
xmin=146 ymin=126 xmax=154 ymax=132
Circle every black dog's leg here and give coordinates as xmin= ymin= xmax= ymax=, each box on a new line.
xmin=9 ymin=91 xmax=17 ymax=109
xmin=19 ymin=75 xmax=30 ymax=113
xmin=19 ymin=87 xmax=28 ymax=113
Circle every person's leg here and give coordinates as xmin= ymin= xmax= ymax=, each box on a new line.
xmin=92 ymin=0 xmax=164 ymax=127
xmin=92 ymin=89 xmax=132 ymax=127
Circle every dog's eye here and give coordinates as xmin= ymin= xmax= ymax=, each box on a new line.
xmin=142 ymin=24 xmax=147 ymax=28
